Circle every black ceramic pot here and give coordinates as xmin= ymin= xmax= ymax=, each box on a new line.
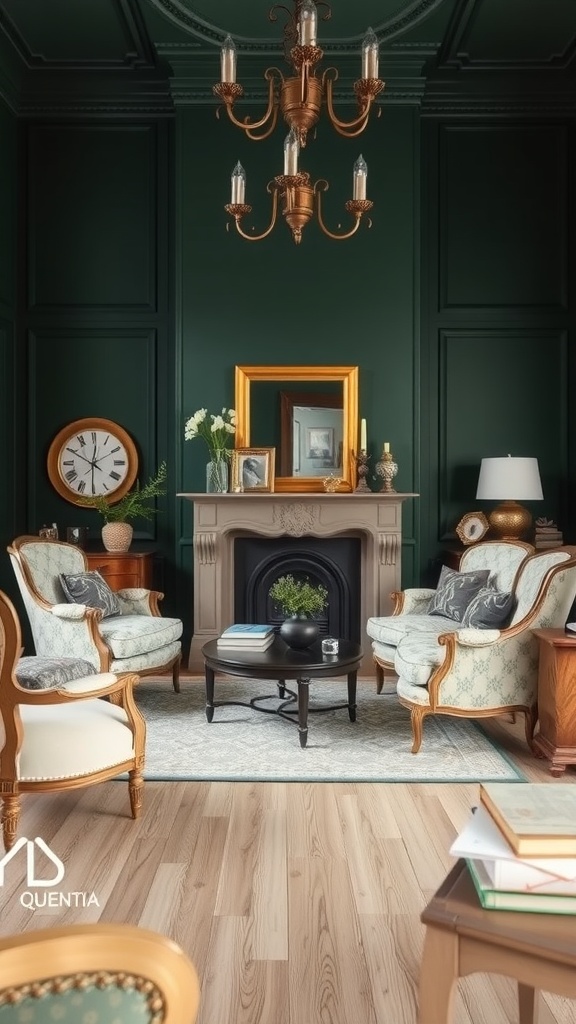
xmin=279 ymin=616 xmax=320 ymax=650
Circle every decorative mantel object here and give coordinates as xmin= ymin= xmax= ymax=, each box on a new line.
xmin=178 ymin=490 xmax=418 ymax=676
xmin=184 ymin=407 xmax=236 ymax=493
xmin=375 ymin=443 xmax=398 ymax=493
xmin=353 ymin=451 xmax=371 ymax=492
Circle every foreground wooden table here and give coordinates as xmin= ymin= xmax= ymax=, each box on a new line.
xmin=418 ymin=859 xmax=576 ymax=1024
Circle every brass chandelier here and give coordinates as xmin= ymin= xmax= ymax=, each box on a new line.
xmin=213 ymin=0 xmax=384 ymax=244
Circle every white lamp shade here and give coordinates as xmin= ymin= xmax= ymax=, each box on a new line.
xmin=476 ymin=457 xmax=543 ymax=501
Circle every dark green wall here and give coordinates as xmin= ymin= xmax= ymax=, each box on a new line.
xmin=1 ymin=94 xmax=575 ymax=654
xmin=0 ymin=98 xmax=18 ymax=595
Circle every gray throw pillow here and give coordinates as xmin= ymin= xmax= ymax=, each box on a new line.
xmin=429 ymin=566 xmax=491 ymax=623
xmin=60 ymin=570 xmax=121 ymax=619
xmin=16 ymin=656 xmax=96 ymax=690
xmin=461 ymin=587 xmax=516 ymax=629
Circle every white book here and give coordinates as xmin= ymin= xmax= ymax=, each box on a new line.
xmin=216 ymin=635 xmax=275 ymax=651
xmin=450 ymin=805 xmax=576 ymax=894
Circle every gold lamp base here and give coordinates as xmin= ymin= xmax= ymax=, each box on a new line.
xmin=488 ymin=501 xmax=533 ymax=541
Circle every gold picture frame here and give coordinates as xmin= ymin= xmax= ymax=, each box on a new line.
xmin=231 ymin=448 xmax=276 ymax=493
xmin=456 ymin=511 xmax=490 ymax=546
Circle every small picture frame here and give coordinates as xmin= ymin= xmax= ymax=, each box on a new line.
xmin=456 ymin=511 xmax=490 ymax=546
xmin=306 ymin=426 xmax=334 ymax=462
xmin=231 ymin=448 xmax=275 ymax=493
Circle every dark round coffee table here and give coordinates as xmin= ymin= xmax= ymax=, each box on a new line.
xmin=202 ymin=637 xmax=363 ymax=748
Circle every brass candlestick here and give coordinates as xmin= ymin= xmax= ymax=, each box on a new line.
xmin=354 ymin=450 xmax=371 ymax=492
xmin=375 ymin=447 xmax=398 ymax=493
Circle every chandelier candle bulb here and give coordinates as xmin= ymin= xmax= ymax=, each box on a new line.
xmin=284 ymin=129 xmax=299 ymax=176
xmin=362 ymin=27 xmax=379 ymax=79
xmin=384 ymin=442 xmax=390 ymax=453
xmin=299 ymin=0 xmax=318 ymax=46
xmin=231 ymin=161 xmax=246 ymax=204
xmin=360 ymin=418 xmax=367 ymax=451
xmin=220 ymin=34 xmax=237 ymax=84
xmin=353 ymin=155 xmax=367 ymax=200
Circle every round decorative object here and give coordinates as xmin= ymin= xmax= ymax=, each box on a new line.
xmin=47 ymin=418 xmax=138 ymax=507
xmin=279 ymin=616 xmax=320 ymax=650
xmin=456 ymin=511 xmax=490 ymax=546
xmin=101 ymin=522 xmax=133 ymax=553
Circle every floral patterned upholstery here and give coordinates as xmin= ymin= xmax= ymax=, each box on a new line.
xmin=390 ymin=548 xmax=576 ymax=752
xmin=367 ymin=541 xmax=533 ymax=683
xmin=8 ymin=537 xmax=183 ymax=692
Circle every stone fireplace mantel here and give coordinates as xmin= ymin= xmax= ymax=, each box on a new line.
xmin=179 ymin=492 xmax=418 ymax=676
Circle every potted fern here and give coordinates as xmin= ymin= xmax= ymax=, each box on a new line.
xmin=269 ymin=574 xmax=328 ymax=649
xmin=79 ymin=462 xmax=167 ymax=552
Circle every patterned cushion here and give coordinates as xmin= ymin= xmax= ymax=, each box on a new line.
xmin=15 ymin=656 xmax=96 ymax=690
xmin=429 ymin=566 xmax=491 ymax=623
xmin=60 ymin=571 xmax=121 ymax=619
xmin=461 ymin=587 xmax=516 ymax=629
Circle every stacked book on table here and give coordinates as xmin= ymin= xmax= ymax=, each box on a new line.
xmin=450 ymin=783 xmax=576 ymax=913
xmin=216 ymin=623 xmax=276 ymax=651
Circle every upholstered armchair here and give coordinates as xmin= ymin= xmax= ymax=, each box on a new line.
xmin=0 ymin=923 xmax=200 ymax=1023
xmin=8 ymin=536 xmax=182 ymax=692
xmin=371 ymin=548 xmax=576 ymax=753
xmin=368 ymin=540 xmax=533 ymax=695
xmin=0 ymin=587 xmax=146 ymax=850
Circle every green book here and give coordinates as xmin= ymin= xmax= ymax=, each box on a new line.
xmin=466 ymin=859 xmax=576 ymax=915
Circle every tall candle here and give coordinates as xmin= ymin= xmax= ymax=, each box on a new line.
xmin=360 ymin=418 xmax=367 ymax=451
xmin=220 ymin=35 xmax=237 ymax=84
xmin=230 ymin=161 xmax=246 ymax=205
xmin=361 ymin=27 xmax=379 ymax=80
xmin=353 ymin=155 xmax=367 ymax=201
xmin=384 ymin=442 xmax=390 ymax=453
xmin=283 ymin=129 xmax=299 ymax=176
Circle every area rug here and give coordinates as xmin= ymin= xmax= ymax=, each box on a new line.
xmin=132 ymin=679 xmax=525 ymax=783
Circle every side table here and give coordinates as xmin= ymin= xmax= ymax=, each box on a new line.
xmin=418 ymin=859 xmax=576 ymax=1024
xmin=85 ymin=550 xmax=155 ymax=592
xmin=532 ymin=627 xmax=576 ymax=776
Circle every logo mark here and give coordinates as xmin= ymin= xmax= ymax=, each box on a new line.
xmin=0 ymin=837 xmax=65 ymax=887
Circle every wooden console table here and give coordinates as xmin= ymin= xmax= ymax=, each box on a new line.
xmin=85 ymin=550 xmax=154 ymax=592
xmin=532 ymin=627 xmax=576 ymax=776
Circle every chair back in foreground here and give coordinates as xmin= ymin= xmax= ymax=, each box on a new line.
xmin=0 ymin=587 xmax=145 ymax=850
xmin=0 ymin=923 xmax=200 ymax=1023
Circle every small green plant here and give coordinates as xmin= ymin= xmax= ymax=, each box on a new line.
xmin=79 ymin=462 xmax=167 ymax=523
xmin=268 ymin=574 xmax=328 ymax=619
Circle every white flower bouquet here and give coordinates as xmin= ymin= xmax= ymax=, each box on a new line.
xmin=184 ymin=408 xmax=236 ymax=491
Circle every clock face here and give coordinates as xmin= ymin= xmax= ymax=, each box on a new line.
xmin=47 ymin=418 xmax=139 ymax=506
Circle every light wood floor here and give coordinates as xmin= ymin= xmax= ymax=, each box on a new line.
xmin=1 ymin=677 xmax=575 ymax=1024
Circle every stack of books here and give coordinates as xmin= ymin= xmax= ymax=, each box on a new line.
xmin=216 ymin=623 xmax=275 ymax=651
xmin=450 ymin=783 xmax=576 ymax=913
xmin=534 ymin=517 xmax=563 ymax=549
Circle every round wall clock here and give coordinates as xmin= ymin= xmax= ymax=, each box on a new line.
xmin=456 ymin=511 xmax=490 ymax=546
xmin=47 ymin=418 xmax=139 ymax=507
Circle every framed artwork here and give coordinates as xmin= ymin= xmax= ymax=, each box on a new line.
xmin=306 ymin=427 xmax=334 ymax=462
xmin=231 ymin=447 xmax=275 ymax=493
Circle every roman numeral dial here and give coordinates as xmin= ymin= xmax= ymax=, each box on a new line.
xmin=47 ymin=418 xmax=139 ymax=508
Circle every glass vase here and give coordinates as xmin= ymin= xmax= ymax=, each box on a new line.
xmin=206 ymin=459 xmax=229 ymax=494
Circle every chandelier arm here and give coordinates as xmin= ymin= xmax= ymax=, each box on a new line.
xmin=314 ymin=180 xmax=363 ymax=241
xmin=231 ymin=188 xmax=279 ymax=242
xmin=222 ymin=68 xmax=282 ymax=134
xmin=323 ymin=70 xmax=374 ymax=135
xmin=244 ymin=102 xmax=279 ymax=141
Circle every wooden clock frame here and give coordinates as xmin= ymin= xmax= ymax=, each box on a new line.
xmin=47 ymin=417 xmax=139 ymax=507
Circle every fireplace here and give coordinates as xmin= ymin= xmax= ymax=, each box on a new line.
xmin=234 ymin=536 xmax=362 ymax=641
xmin=179 ymin=491 xmax=417 ymax=676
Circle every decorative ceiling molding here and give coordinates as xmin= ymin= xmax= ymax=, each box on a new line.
xmin=146 ymin=0 xmax=446 ymax=49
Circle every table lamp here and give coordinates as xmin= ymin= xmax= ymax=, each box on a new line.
xmin=476 ymin=455 xmax=543 ymax=540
